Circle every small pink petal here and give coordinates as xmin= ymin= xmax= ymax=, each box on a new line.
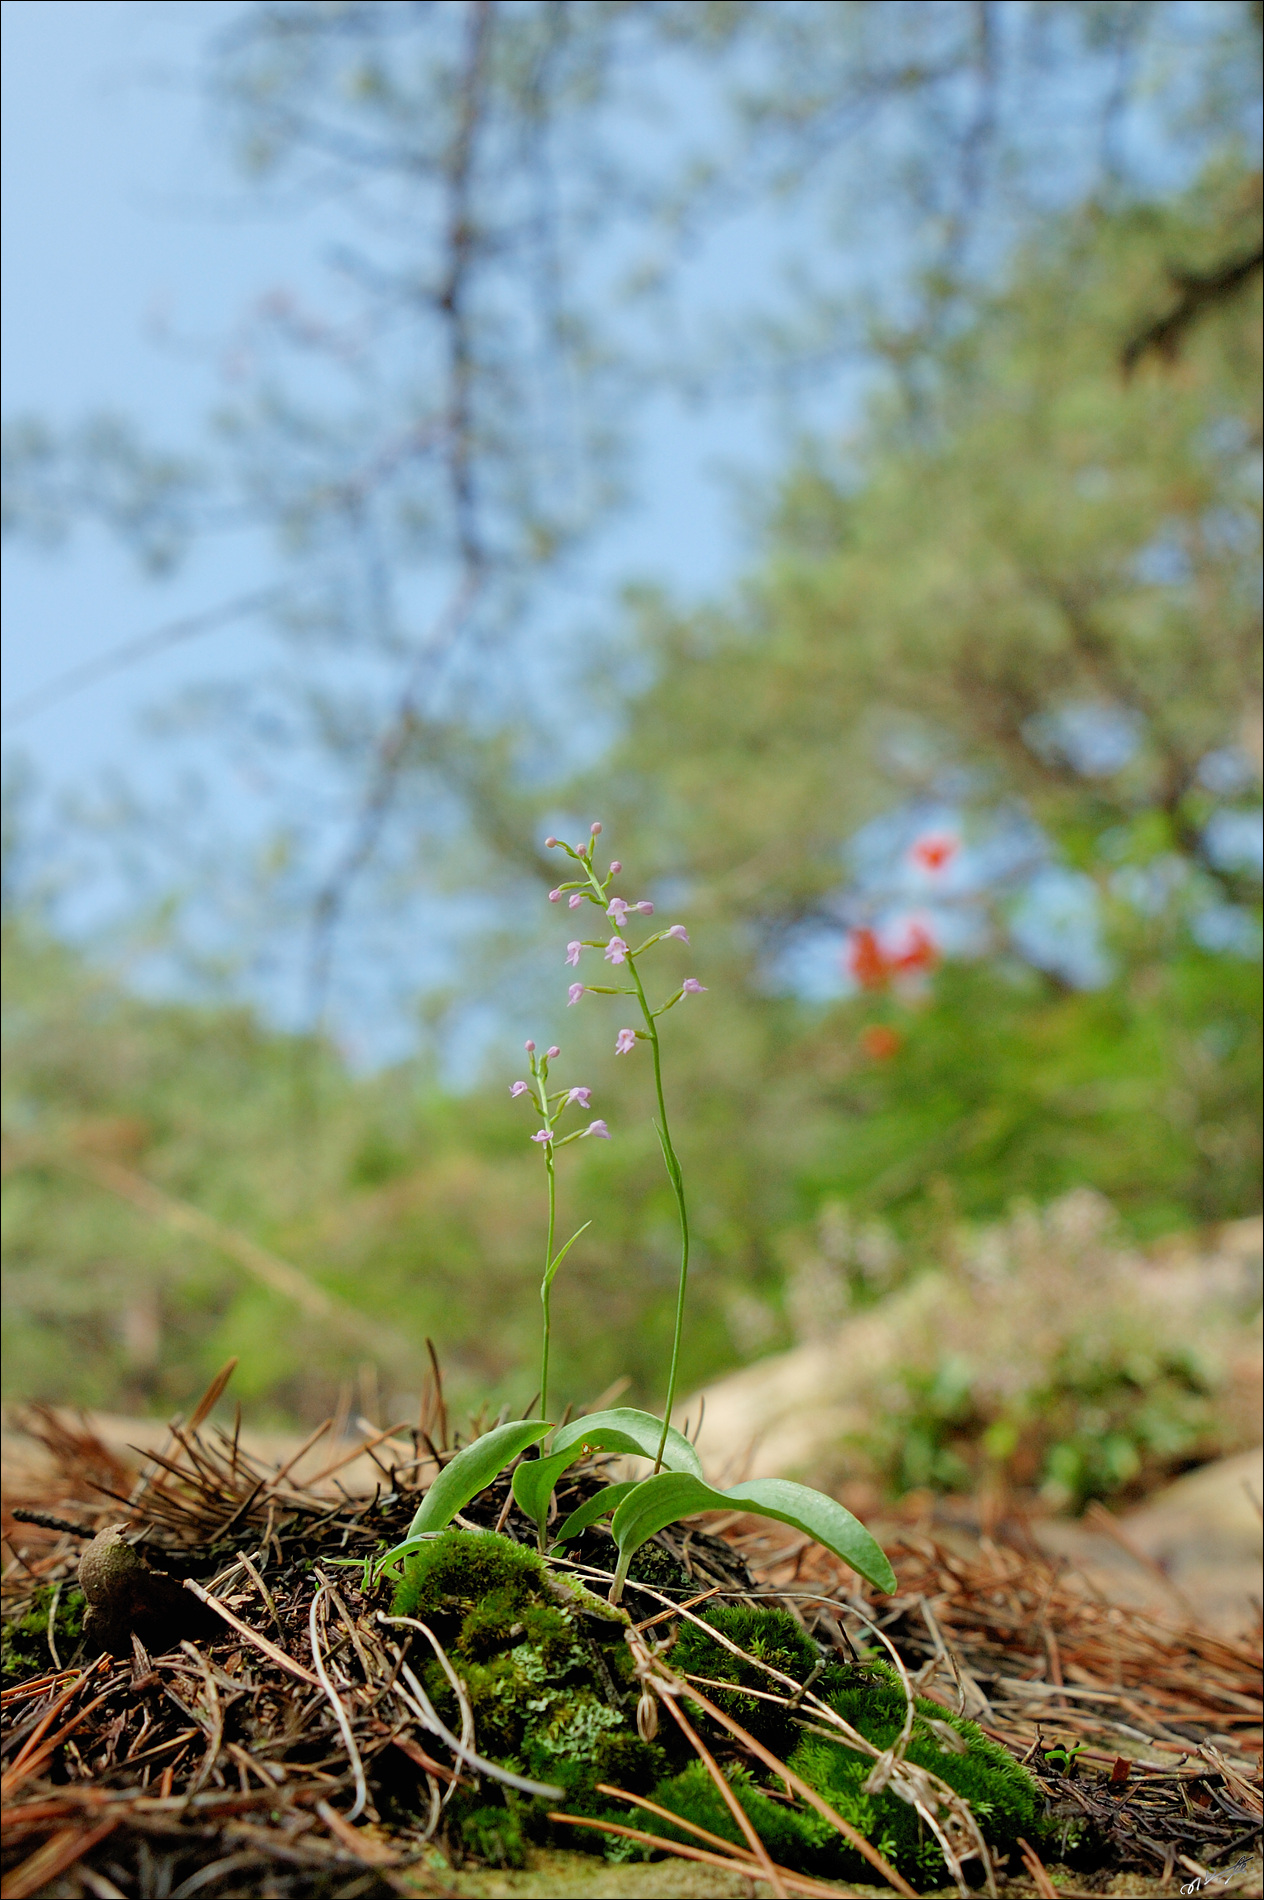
xmin=615 ymin=1028 xmax=637 ymax=1054
xmin=584 ymin=1119 xmax=611 ymax=1139
xmin=530 ymin=1129 xmax=552 ymax=1144
xmin=567 ymin=983 xmax=585 ymax=1006
xmin=509 ymin=1080 xmax=529 ymax=1097
xmin=681 ymin=977 xmax=707 ymax=995
xmin=667 ymin=924 xmax=690 ymax=944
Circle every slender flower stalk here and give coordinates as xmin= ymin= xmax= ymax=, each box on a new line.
xmin=625 ymin=951 xmax=690 ymax=1470
xmin=509 ymin=1036 xmax=606 ymax=1426
xmin=544 ymin=822 xmax=704 ymax=1470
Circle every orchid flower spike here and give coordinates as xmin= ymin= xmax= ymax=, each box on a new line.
xmin=615 ymin=1028 xmax=637 ymax=1054
xmin=567 ymin=983 xmax=585 ymax=1006
xmin=509 ymin=1080 xmax=530 ymax=1097
xmin=584 ymin=1119 xmax=611 ymax=1139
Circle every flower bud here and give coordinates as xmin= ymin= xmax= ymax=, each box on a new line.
xmin=590 ymin=821 xmax=602 ymax=835
xmin=547 ymin=1045 xmax=560 ymax=1059
xmin=545 ymin=836 xmax=558 ymax=848
xmin=525 ymin=1039 xmax=536 ymax=1053
xmin=610 ymin=860 xmax=622 ymax=873
xmin=548 ymin=888 xmax=562 ymax=902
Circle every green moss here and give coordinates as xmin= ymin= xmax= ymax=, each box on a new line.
xmin=395 ymin=1534 xmax=654 ymax=1858
xmin=1 ymin=1585 xmax=84 ymax=1688
xmin=788 ymin=1659 xmax=1041 ymax=1880
xmin=459 ymin=1803 xmax=527 ymax=1868
xmin=390 ymin=1539 xmax=1038 ymax=1881
xmin=642 ymin=1760 xmax=836 ymax=1867
xmin=672 ymin=1604 xmax=821 ymax=1757
xmin=393 ymin=1528 xmax=549 ymax=1627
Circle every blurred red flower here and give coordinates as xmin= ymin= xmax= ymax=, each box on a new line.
xmin=911 ymin=832 xmax=959 ymax=873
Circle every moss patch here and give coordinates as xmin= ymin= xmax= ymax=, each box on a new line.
xmin=1 ymin=1583 xmax=83 ymax=1687
xmin=391 ymin=1535 xmax=1040 ymax=1880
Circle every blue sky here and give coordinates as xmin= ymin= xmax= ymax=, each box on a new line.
xmin=2 ymin=0 xmax=839 ymax=802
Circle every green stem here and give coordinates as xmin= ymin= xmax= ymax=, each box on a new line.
xmin=540 ymin=1149 xmax=556 ymax=1425
xmin=609 ymin=1546 xmax=631 ymax=1606
xmin=628 ymin=956 xmax=690 ymax=1471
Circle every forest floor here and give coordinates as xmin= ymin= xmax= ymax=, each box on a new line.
xmin=2 ymin=1386 xmax=1260 ymax=1900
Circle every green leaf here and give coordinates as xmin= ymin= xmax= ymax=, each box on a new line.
xmin=402 ymin=1419 xmax=552 ymax=1543
xmin=611 ymin=1473 xmax=896 ymax=1595
xmin=550 ymin=1407 xmax=703 ymax=1477
xmin=511 ymin=1445 xmax=580 ymax=1542
xmin=553 ymin=1480 xmax=640 ymax=1544
xmin=542 ymin=1220 xmax=591 ymax=1293
xmin=510 ymin=1409 xmax=700 ymax=1547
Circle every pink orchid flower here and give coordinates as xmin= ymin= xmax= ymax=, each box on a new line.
xmin=681 ymin=977 xmax=707 ymax=995
xmin=635 ymin=900 xmax=654 ymax=914
xmin=666 ymin=924 xmax=690 ymax=944
xmin=607 ymin=897 xmax=630 ymax=927
xmin=530 ymin=1129 xmax=552 ymax=1144
xmin=509 ymin=1080 xmax=529 ymax=1097
xmin=615 ymin=1028 xmax=637 ymax=1054
xmin=565 ymin=941 xmax=583 ymax=967
xmin=584 ymin=1119 xmax=611 ymax=1139
xmin=604 ymin=936 xmax=629 ymax=965
xmin=567 ymin=983 xmax=585 ymax=1006
xmin=567 ymin=1086 xmax=592 ymax=1107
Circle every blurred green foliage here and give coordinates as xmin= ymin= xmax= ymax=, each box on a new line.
xmin=2 ymin=170 xmax=1259 ymax=1484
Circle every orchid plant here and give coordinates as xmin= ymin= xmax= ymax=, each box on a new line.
xmin=374 ymin=822 xmax=896 ymax=1607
